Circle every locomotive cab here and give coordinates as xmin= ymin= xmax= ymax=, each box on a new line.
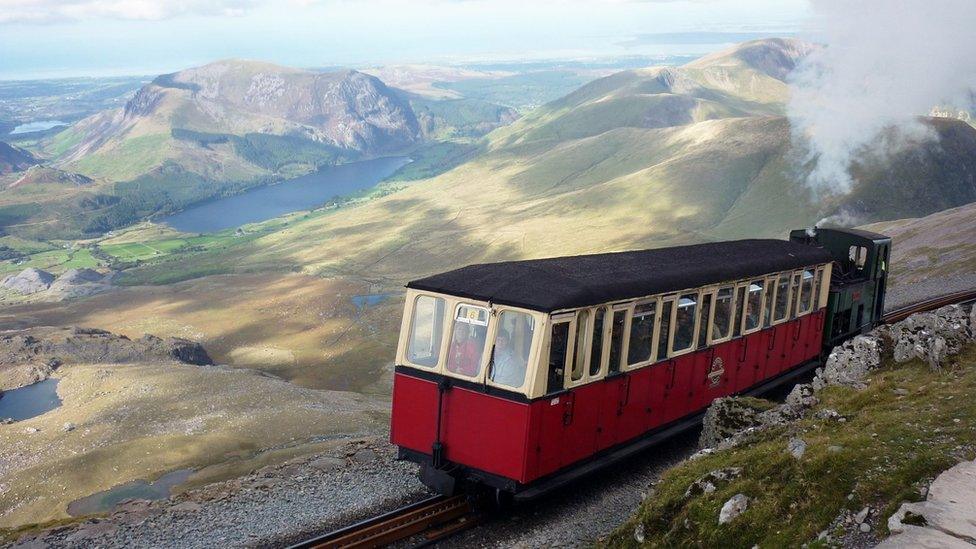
xmin=790 ymin=228 xmax=891 ymax=347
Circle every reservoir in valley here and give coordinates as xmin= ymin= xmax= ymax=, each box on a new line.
xmin=160 ymin=156 xmax=410 ymax=233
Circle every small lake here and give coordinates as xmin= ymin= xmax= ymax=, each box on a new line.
xmin=0 ymin=378 xmax=62 ymax=421
xmin=161 ymin=156 xmax=410 ymax=233
xmin=351 ymin=293 xmax=397 ymax=310
xmin=10 ymin=120 xmax=68 ymax=135
xmin=67 ymin=469 xmax=194 ymax=516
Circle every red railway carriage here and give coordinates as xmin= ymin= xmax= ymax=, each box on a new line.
xmin=391 ymin=238 xmax=834 ymax=499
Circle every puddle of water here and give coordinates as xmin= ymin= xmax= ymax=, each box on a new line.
xmin=0 ymin=378 xmax=62 ymax=421
xmin=67 ymin=469 xmax=194 ymax=516
xmin=351 ymin=293 xmax=396 ymax=310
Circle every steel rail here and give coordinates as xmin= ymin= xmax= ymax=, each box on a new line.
xmin=288 ymin=494 xmax=476 ymax=549
xmin=881 ymin=289 xmax=976 ymax=324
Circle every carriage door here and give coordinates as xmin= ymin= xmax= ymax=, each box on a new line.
xmin=537 ymin=314 xmax=573 ymax=476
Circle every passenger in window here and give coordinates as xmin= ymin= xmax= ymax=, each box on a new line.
xmin=446 ymin=324 xmax=483 ymax=376
xmin=673 ymin=301 xmax=696 ymax=351
xmin=491 ymin=331 xmax=525 ymax=387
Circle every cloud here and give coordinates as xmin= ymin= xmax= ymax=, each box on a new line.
xmin=0 ymin=0 xmax=261 ymax=23
xmin=787 ymin=0 xmax=976 ymax=195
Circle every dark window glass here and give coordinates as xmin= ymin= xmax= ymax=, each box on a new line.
xmin=628 ymin=302 xmax=656 ymax=366
xmin=774 ymin=275 xmax=791 ymax=321
xmin=712 ymin=287 xmax=734 ymax=340
xmin=697 ymin=292 xmax=712 ymax=348
xmin=733 ymin=286 xmax=745 ymax=337
xmin=791 ymin=273 xmax=802 ymax=318
xmin=547 ymin=322 xmax=570 ymax=393
xmin=589 ymin=308 xmax=605 ymax=377
xmin=799 ymin=270 xmax=814 ymax=314
xmin=744 ymin=281 xmax=764 ymax=331
xmin=672 ymin=294 xmax=697 ymax=353
xmin=813 ymin=268 xmax=824 ymax=309
xmin=608 ymin=310 xmax=626 ymax=374
xmin=657 ymin=301 xmax=673 ymax=361
xmin=572 ymin=310 xmax=589 ymax=382
xmin=763 ymin=279 xmax=775 ymax=327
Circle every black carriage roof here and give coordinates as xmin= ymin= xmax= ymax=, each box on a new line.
xmin=406 ymin=239 xmax=833 ymax=313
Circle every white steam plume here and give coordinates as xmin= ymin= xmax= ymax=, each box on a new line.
xmin=788 ymin=0 xmax=976 ymax=194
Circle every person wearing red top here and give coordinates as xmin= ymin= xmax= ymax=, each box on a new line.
xmin=447 ymin=326 xmax=482 ymax=376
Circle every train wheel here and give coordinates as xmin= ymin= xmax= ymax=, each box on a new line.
xmin=493 ymin=488 xmax=514 ymax=509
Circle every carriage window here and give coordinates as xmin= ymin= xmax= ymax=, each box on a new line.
xmin=850 ymin=246 xmax=868 ymax=269
xmin=446 ymin=304 xmax=489 ymax=377
xmin=629 ymin=301 xmax=656 ymax=366
xmin=773 ymin=274 xmax=791 ymax=322
xmin=490 ymin=311 xmax=535 ymax=389
xmin=608 ymin=310 xmax=626 ymax=374
xmin=697 ymin=292 xmax=712 ymax=348
xmin=813 ymin=267 xmax=824 ymax=308
xmin=798 ymin=270 xmax=815 ymax=315
xmin=407 ymin=295 xmax=445 ymax=367
xmin=572 ymin=310 xmax=589 ymax=382
xmin=732 ymin=286 xmax=745 ymax=337
xmin=589 ymin=308 xmax=606 ymax=377
xmin=657 ymin=300 xmax=673 ymax=361
xmin=763 ymin=277 xmax=776 ymax=327
xmin=671 ymin=294 xmax=697 ymax=353
xmin=744 ymin=281 xmax=764 ymax=332
xmin=547 ymin=321 xmax=570 ymax=393
xmin=711 ymin=287 xmax=734 ymax=341
xmin=791 ymin=273 xmax=802 ymax=318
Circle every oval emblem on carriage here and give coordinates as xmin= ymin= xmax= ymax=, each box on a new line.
xmin=707 ymin=356 xmax=725 ymax=388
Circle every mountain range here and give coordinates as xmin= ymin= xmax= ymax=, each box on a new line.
xmin=205 ymin=38 xmax=976 ymax=284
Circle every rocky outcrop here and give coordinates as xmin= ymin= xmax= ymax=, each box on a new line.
xmin=0 ymin=326 xmax=213 ymax=390
xmin=886 ymin=305 xmax=972 ymax=369
xmin=882 ymin=460 xmax=976 ymax=548
xmin=1 ymin=268 xmax=55 ymax=295
xmin=698 ymin=397 xmax=773 ymax=448
xmin=47 ymin=268 xmax=113 ymax=299
xmin=698 ymin=305 xmax=975 ymax=451
xmin=10 ymin=165 xmax=93 ymax=189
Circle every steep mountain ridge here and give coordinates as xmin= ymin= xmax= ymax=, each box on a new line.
xmin=52 ymin=60 xmax=421 ymax=178
xmin=0 ymin=142 xmax=37 ymax=175
xmin=488 ymin=38 xmax=809 ymax=151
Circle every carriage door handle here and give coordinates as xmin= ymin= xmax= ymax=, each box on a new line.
xmin=617 ymin=377 xmax=631 ymax=415
xmin=562 ymin=395 xmax=575 ymax=426
xmin=738 ymin=338 xmax=749 ymax=362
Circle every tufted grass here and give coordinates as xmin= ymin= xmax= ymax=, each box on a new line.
xmin=603 ymin=345 xmax=976 ymax=548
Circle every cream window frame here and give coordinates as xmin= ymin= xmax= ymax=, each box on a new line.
xmin=441 ymin=302 xmax=493 ymax=383
xmin=741 ymin=279 xmax=767 ymax=335
xmin=529 ymin=313 xmax=576 ymax=397
xmin=707 ymin=285 xmax=737 ymax=345
xmin=795 ymin=268 xmax=816 ymax=318
xmin=607 ymin=303 xmax=632 ymax=375
xmin=771 ymin=272 xmax=793 ymax=325
xmin=566 ymin=307 xmax=611 ymax=388
xmin=623 ymin=297 xmax=661 ymax=371
xmin=668 ymin=290 xmax=701 ymax=358
xmin=484 ymin=305 xmax=543 ymax=394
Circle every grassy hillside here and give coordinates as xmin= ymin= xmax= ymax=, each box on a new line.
xmin=604 ymin=346 xmax=976 ymax=548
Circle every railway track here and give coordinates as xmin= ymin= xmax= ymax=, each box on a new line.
xmin=287 ymin=494 xmax=481 ymax=549
xmin=291 ymin=289 xmax=976 ymax=549
xmin=881 ymin=288 xmax=976 ymax=324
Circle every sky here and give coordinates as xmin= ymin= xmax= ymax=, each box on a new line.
xmin=0 ymin=0 xmax=811 ymax=80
